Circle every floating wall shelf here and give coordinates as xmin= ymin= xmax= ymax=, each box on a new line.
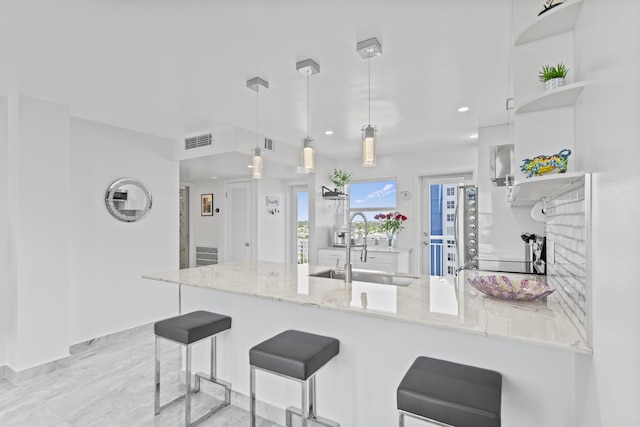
xmin=515 ymin=82 xmax=585 ymax=114
xmin=515 ymin=0 xmax=584 ymax=46
xmin=322 ymin=186 xmax=348 ymax=200
xmin=508 ymin=171 xmax=585 ymax=207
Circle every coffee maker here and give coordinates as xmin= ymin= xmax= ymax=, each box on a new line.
xmin=521 ymin=233 xmax=547 ymax=275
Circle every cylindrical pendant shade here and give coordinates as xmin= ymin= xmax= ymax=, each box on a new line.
xmin=362 ymin=125 xmax=377 ymax=167
xmin=301 ymin=137 xmax=315 ymax=173
xmin=252 ymin=147 xmax=263 ymax=179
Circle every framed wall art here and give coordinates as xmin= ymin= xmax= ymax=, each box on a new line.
xmin=201 ymin=194 xmax=213 ymax=216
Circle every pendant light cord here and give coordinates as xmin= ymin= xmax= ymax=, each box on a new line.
xmin=307 ymin=73 xmax=310 ymax=139
xmin=368 ymin=55 xmax=371 ymax=126
xmin=256 ymin=85 xmax=259 ymax=149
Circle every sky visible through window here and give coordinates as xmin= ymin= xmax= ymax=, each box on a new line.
xmin=297 ymin=191 xmax=308 ymax=221
xmin=350 ymin=180 xmax=397 ymax=220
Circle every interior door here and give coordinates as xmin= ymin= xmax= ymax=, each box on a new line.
xmin=226 ymin=181 xmax=252 ymax=262
xmin=420 ymin=174 xmax=472 ymax=276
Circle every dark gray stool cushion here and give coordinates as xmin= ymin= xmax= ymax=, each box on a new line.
xmin=249 ymin=330 xmax=339 ymax=380
xmin=397 ymin=356 xmax=501 ymax=427
xmin=154 ymin=311 xmax=231 ymax=345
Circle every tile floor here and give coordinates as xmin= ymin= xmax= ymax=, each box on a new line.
xmin=0 ymin=329 xmax=280 ymax=426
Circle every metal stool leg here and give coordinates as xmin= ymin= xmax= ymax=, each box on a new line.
xmin=309 ymin=375 xmax=317 ymax=419
xmin=301 ymin=379 xmax=308 ymax=427
xmin=154 ymin=336 xmax=161 ymax=415
xmin=399 ymin=411 xmax=405 ymax=427
xmin=250 ymin=366 xmax=257 ymax=427
xmin=185 ymin=344 xmax=192 ymax=426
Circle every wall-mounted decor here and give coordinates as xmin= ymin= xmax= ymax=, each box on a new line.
xmin=201 ymin=194 xmax=213 ymax=216
xmin=266 ymin=196 xmax=279 ymax=207
xmin=266 ymin=196 xmax=280 ymax=215
xmin=105 ymin=178 xmax=152 ymax=222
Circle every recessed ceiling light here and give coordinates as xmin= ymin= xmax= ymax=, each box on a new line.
xmin=325 ymin=130 xmax=334 ymax=135
xmin=469 ymin=134 xmax=479 ymax=139
xmin=247 ymin=165 xmax=254 ymax=168
xmin=457 ymin=106 xmax=470 ymax=112
xmin=210 ymin=176 xmax=218 ymax=180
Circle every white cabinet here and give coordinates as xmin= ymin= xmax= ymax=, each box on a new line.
xmin=318 ymin=248 xmax=410 ymax=273
xmin=318 ymin=248 xmax=360 ymax=269
xmin=357 ymin=250 xmax=410 ymax=273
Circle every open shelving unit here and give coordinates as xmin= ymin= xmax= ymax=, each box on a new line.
xmin=507 ymin=171 xmax=585 ymax=207
xmin=515 ymin=81 xmax=585 ymax=114
xmin=515 ymin=0 xmax=585 ymax=46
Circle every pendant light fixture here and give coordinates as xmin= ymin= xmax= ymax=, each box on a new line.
xmin=357 ymin=37 xmax=382 ymax=167
xmin=296 ymin=58 xmax=320 ymax=173
xmin=246 ymin=77 xmax=269 ymax=179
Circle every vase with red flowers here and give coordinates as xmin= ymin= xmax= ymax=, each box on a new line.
xmin=374 ymin=211 xmax=408 ymax=248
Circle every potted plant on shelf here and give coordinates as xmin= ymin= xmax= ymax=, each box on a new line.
xmin=329 ymin=169 xmax=352 ymax=193
xmin=538 ymin=62 xmax=569 ymax=91
xmin=374 ymin=211 xmax=408 ymax=248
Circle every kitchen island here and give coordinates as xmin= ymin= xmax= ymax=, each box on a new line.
xmin=144 ymin=261 xmax=591 ymax=426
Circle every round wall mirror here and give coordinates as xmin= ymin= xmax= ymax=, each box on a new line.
xmin=105 ymin=178 xmax=152 ymax=222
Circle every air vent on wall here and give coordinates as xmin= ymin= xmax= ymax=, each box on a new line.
xmin=263 ymin=137 xmax=275 ymax=151
xmin=185 ymin=132 xmax=213 ymax=150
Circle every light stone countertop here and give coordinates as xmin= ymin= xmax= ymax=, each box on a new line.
xmin=322 ymin=246 xmax=412 ymax=253
xmin=143 ymin=261 xmax=591 ymax=354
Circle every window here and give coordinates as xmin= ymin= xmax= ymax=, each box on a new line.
xmin=447 ymin=253 xmax=455 ymax=261
xmin=446 ymin=213 xmax=455 ymax=222
xmin=446 ymin=200 xmax=455 ymax=209
xmin=447 ymin=266 xmax=455 ymax=275
xmin=349 ymin=179 xmax=398 ymax=235
xmin=446 ymin=226 xmax=454 ymax=235
xmin=349 ymin=179 xmax=397 ymax=221
xmin=446 ymin=187 xmax=455 ymax=196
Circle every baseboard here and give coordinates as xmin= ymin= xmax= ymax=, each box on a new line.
xmin=5 ymin=322 xmax=154 ymax=385
xmin=70 ymin=322 xmax=153 ymax=354
xmin=5 ymin=355 xmax=73 ymax=384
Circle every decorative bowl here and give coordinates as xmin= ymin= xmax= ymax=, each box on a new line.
xmin=467 ymin=275 xmax=555 ymax=301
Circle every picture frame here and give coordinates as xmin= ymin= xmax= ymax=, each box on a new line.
xmin=265 ymin=196 xmax=279 ymax=207
xmin=201 ymin=194 xmax=213 ymax=216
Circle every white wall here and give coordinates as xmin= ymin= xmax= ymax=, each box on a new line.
xmin=478 ymin=125 xmax=543 ymax=260
xmin=6 ymin=95 xmax=71 ymax=371
xmin=573 ymin=0 xmax=640 ymax=425
xmin=0 ymin=97 xmax=7 ymax=368
xmin=334 ymin=144 xmax=477 ymax=274
xmin=257 ymin=178 xmax=287 ymax=263
xmin=68 ymin=117 xmax=179 ymax=345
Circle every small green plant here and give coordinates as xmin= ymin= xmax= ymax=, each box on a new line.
xmin=329 ymin=169 xmax=352 ymax=188
xmin=538 ymin=63 xmax=569 ymax=82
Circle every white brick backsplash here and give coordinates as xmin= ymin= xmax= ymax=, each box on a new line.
xmin=545 ymin=176 xmax=589 ymax=343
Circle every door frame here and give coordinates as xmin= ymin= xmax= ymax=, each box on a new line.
xmin=179 ymin=185 xmax=190 ymax=268
xmin=419 ymin=172 xmax=474 ymax=276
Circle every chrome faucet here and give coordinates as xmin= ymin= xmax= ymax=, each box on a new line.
xmin=455 ymin=258 xmax=477 ymax=276
xmin=344 ymin=212 xmax=368 ymax=283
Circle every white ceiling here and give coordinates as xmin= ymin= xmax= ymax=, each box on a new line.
xmin=0 ymin=0 xmax=513 ymax=181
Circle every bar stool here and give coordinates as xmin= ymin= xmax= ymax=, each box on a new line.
xmin=154 ymin=310 xmax=232 ymax=426
xmin=397 ymin=356 xmax=502 ymax=427
xmin=249 ymin=330 xmax=340 ymax=427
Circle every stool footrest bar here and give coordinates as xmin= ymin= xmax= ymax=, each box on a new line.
xmin=286 ymin=406 xmax=340 ymax=427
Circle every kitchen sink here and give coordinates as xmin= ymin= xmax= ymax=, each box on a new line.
xmin=309 ymin=269 xmax=420 ymax=287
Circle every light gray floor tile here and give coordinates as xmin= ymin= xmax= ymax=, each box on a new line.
xmin=0 ymin=330 xmax=280 ymax=427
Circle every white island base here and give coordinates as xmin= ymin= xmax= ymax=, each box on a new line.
xmin=146 ymin=262 xmax=591 ymax=426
